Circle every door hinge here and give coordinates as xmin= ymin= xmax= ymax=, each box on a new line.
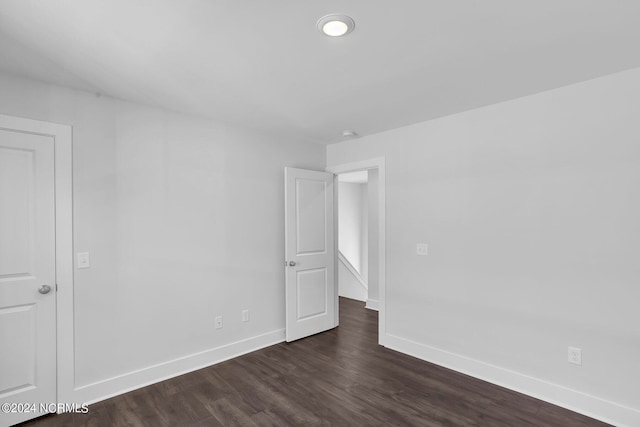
xmin=55 ymin=283 xmax=58 ymax=292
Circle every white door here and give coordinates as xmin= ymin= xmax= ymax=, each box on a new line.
xmin=0 ymin=127 xmax=57 ymax=426
xmin=284 ymin=167 xmax=337 ymax=342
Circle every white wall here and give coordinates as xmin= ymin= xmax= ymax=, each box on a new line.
xmin=337 ymin=253 xmax=367 ymax=302
xmin=338 ymin=182 xmax=367 ymax=275
xmin=366 ymin=169 xmax=379 ymax=308
xmin=327 ymin=68 xmax=640 ymax=426
xmin=360 ymin=182 xmax=369 ymax=283
xmin=0 ymin=72 xmax=325 ymax=403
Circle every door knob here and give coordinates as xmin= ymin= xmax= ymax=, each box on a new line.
xmin=38 ymin=285 xmax=51 ymax=294
xmin=289 ymin=261 xmax=296 ymax=267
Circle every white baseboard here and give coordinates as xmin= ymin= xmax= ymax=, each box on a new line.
xmin=365 ymin=299 xmax=379 ymax=311
xmin=69 ymin=329 xmax=285 ymax=406
xmin=384 ymin=333 xmax=640 ymax=427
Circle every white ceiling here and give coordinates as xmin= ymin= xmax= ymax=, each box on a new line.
xmin=1 ymin=1 xmax=639 ymax=144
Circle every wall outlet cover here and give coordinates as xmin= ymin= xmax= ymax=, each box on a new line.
xmin=568 ymin=346 xmax=582 ymax=365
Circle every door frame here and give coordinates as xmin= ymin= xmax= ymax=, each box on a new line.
xmin=0 ymin=113 xmax=74 ymax=406
xmin=327 ymin=157 xmax=386 ymax=346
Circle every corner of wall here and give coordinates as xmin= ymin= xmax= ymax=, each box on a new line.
xmin=383 ymin=333 xmax=640 ymax=427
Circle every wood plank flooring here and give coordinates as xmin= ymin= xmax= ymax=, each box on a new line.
xmin=19 ymin=297 xmax=609 ymax=426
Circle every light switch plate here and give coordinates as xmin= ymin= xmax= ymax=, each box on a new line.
xmin=242 ymin=310 xmax=250 ymax=322
xmin=416 ymin=243 xmax=428 ymax=256
xmin=77 ymin=252 xmax=90 ymax=269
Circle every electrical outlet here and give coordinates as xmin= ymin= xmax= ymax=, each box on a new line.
xmin=215 ymin=316 xmax=223 ymax=329
xmin=416 ymin=243 xmax=428 ymax=256
xmin=568 ymin=347 xmax=582 ymax=365
xmin=242 ymin=310 xmax=250 ymax=322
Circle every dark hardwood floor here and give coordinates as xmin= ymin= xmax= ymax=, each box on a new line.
xmin=20 ymin=297 xmax=609 ymax=426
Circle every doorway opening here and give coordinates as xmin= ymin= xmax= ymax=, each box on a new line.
xmin=328 ymin=158 xmax=386 ymax=346
xmin=336 ymin=170 xmax=379 ymax=311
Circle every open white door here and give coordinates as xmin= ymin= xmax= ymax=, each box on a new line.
xmin=0 ymin=126 xmax=57 ymax=425
xmin=284 ymin=167 xmax=337 ymax=342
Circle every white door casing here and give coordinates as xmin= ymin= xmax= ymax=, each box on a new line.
xmin=284 ymin=167 xmax=337 ymax=342
xmin=0 ymin=127 xmax=56 ymax=426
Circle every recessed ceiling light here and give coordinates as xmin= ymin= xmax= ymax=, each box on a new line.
xmin=317 ymin=14 xmax=355 ymax=37
xmin=342 ymin=130 xmax=359 ymax=138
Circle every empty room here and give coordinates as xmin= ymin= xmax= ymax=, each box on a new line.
xmin=1 ymin=1 xmax=639 ymax=426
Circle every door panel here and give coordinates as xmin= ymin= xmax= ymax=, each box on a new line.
xmin=0 ymin=128 xmax=56 ymax=425
xmin=296 ymin=268 xmax=327 ymax=320
xmin=285 ymin=168 xmax=336 ymax=342
xmin=0 ymin=304 xmax=37 ymax=392
xmin=0 ymin=146 xmax=34 ymax=277
xmin=295 ymin=179 xmax=327 ymax=255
